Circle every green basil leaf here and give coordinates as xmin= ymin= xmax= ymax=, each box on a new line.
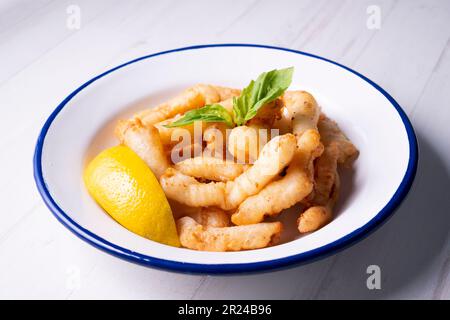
xmin=164 ymin=103 xmax=233 ymax=128
xmin=233 ymin=67 xmax=294 ymax=125
xmin=232 ymin=80 xmax=254 ymax=126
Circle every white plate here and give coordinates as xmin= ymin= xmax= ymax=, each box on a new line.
xmin=34 ymin=44 xmax=417 ymax=274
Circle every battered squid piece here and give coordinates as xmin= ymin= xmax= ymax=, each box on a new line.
xmin=177 ymin=216 xmax=282 ymax=251
xmin=160 ymin=134 xmax=297 ymax=210
xmin=309 ymin=143 xmax=340 ymax=206
xmin=169 ymin=200 xmax=230 ymax=227
xmin=297 ymin=114 xmax=358 ymax=233
xmin=298 ymin=173 xmax=340 ymax=233
xmin=115 ymin=118 xmax=169 ymax=179
xmin=317 ymin=114 xmax=359 ymax=167
xmin=168 ymin=141 xmax=203 ymax=164
xmin=136 ymin=84 xmax=240 ymax=126
xmin=274 ymin=91 xmax=320 ymax=135
xmin=227 ymin=100 xmax=282 ymax=163
xmin=232 ymin=91 xmax=323 ymax=225
xmin=175 ymin=157 xmax=247 ymax=182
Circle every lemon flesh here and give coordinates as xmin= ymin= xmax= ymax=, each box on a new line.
xmin=84 ymin=145 xmax=180 ymax=247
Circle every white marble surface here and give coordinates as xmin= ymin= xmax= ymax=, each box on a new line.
xmin=0 ymin=0 xmax=449 ymax=300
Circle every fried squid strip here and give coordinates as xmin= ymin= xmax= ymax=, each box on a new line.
xmin=203 ymin=122 xmax=228 ymax=158
xmin=177 ymin=216 xmax=282 ymax=251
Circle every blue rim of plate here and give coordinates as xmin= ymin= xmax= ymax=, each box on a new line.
xmin=33 ymin=44 xmax=418 ymax=275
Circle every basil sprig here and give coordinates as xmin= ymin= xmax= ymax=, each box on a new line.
xmin=233 ymin=67 xmax=293 ymax=126
xmin=165 ymin=67 xmax=293 ymax=128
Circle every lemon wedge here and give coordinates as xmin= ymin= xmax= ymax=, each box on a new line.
xmin=83 ymin=145 xmax=180 ymax=247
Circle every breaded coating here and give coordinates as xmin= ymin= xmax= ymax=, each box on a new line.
xmin=177 ymin=216 xmax=282 ymax=251
xmin=175 ymin=157 xmax=247 ymax=182
xmin=115 ymin=118 xmax=169 ymax=179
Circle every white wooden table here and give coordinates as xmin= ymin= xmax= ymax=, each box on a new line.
xmin=1 ymin=0 xmax=449 ymax=300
